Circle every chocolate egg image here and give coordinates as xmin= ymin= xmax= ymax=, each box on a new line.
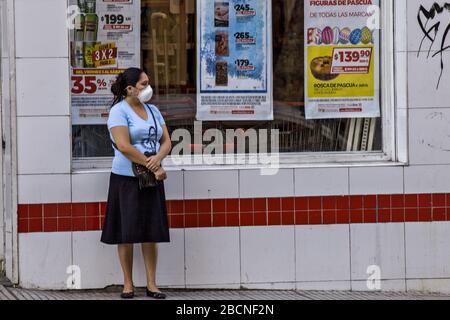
xmin=333 ymin=27 xmax=340 ymax=44
xmin=339 ymin=27 xmax=351 ymax=44
xmin=361 ymin=27 xmax=372 ymax=44
xmin=310 ymin=56 xmax=339 ymax=81
xmin=349 ymin=28 xmax=362 ymax=45
xmin=322 ymin=26 xmax=333 ymax=45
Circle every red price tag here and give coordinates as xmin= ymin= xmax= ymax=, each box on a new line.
xmin=71 ymin=75 xmax=111 ymax=95
xmin=71 ymin=76 xmax=97 ymax=94
xmin=331 ymin=47 xmax=372 ymax=74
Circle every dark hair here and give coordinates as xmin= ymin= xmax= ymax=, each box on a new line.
xmin=111 ymin=67 xmax=144 ymax=107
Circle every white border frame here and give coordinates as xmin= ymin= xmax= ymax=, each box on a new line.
xmin=72 ymin=0 xmax=408 ymax=172
xmin=393 ymin=0 xmax=409 ymax=164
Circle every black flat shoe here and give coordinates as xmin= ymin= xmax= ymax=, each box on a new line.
xmin=146 ymin=288 xmax=166 ymax=299
xmin=120 ymin=291 xmax=135 ymax=299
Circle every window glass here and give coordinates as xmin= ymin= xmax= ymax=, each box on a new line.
xmin=72 ymin=0 xmax=382 ymax=158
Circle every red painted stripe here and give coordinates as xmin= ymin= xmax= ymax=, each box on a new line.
xmin=17 ymin=194 xmax=450 ymax=233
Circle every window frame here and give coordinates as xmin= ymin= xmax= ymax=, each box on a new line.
xmin=72 ymin=0 xmax=408 ymax=172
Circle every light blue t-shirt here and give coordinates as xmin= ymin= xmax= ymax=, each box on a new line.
xmin=107 ymin=100 xmax=166 ymax=177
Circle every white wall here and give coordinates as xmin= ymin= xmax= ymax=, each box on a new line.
xmin=406 ymin=0 xmax=450 ymax=192
xmin=16 ymin=222 xmax=450 ymax=293
xmin=13 ymin=0 xmax=450 ymax=292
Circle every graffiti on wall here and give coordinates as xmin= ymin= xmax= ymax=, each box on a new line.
xmin=417 ymin=2 xmax=450 ymax=89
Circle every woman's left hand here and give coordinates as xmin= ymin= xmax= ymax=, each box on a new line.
xmin=154 ymin=167 xmax=167 ymax=181
xmin=146 ymin=154 xmax=161 ymax=172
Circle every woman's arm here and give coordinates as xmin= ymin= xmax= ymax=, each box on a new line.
xmin=146 ymin=125 xmax=172 ymax=172
xmin=158 ymin=125 xmax=172 ymax=160
xmin=110 ymin=126 xmax=149 ymax=167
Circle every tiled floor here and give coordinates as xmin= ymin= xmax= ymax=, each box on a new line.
xmin=1 ymin=285 xmax=450 ymax=300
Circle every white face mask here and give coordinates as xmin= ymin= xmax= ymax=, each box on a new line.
xmin=138 ymin=85 xmax=153 ymax=103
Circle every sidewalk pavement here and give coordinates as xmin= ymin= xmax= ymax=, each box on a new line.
xmin=1 ymin=285 xmax=450 ymax=300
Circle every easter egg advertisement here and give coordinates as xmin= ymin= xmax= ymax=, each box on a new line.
xmin=304 ymin=0 xmax=381 ymax=120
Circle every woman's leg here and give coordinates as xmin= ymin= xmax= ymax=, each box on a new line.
xmin=141 ymin=243 xmax=160 ymax=292
xmin=118 ymin=244 xmax=134 ymax=292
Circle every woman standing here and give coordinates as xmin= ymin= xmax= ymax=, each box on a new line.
xmin=100 ymin=67 xmax=172 ymax=299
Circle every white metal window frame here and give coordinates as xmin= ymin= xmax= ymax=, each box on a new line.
xmin=72 ymin=0 xmax=408 ymax=172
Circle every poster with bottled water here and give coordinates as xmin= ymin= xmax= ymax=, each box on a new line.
xmin=69 ymin=0 xmax=141 ymax=125
xmin=304 ymin=0 xmax=381 ymax=120
xmin=197 ymin=0 xmax=273 ymax=121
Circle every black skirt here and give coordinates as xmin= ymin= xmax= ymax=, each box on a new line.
xmin=100 ymin=172 xmax=170 ymax=245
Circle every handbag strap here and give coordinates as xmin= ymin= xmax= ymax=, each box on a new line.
xmin=111 ymin=103 xmax=158 ymax=151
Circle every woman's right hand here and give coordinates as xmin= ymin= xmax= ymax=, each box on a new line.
xmin=146 ymin=154 xmax=161 ymax=172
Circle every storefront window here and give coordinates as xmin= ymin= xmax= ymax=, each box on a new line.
xmin=71 ymin=0 xmax=383 ymax=161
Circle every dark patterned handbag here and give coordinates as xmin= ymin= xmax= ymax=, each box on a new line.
xmin=111 ymin=104 xmax=162 ymax=189
xmin=132 ymin=150 xmax=160 ymax=189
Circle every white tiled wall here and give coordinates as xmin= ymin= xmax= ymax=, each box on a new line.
xmin=71 ymin=172 xmax=110 ymax=203
xmin=185 ymin=227 xmax=240 ymax=287
xmin=239 ymin=169 xmax=294 ymax=198
xmin=13 ymin=0 xmax=450 ymax=206
xmin=71 ymin=230 xmax=185 ymax=290
xmin=15 ymin=0 xmax=71 ymax=204
xmin=294 ymin=168 xmax=349 ymax=197
xmin=348 ymin=167 xmax=404 ymax=195
xmin=184 ymin=170 xmax=239 ymax=199
xmin=18 ymin=174 xmax=71 ymax=204
xmin=295 ymin=225 xmax=351 ymax=284
xmin=408 ymin=52 xmax=450 ymax=109
xmin=240 ymin=226 xmax=295 ymax=285
xmin=19 ymin=232 xmax=72 ymax=290
xmin=17 ymin=116 xmax=71 ymax=175
xmin=408 ymin=109 xmax=450 ymax=165
xmin=152 ymin=229 xmax=186 ymax=287
xmin=350 ymin=224 xmax=406 ymax=281
xmin=131 ymin=229 xmax=185 ymax=288
xmin=405 ymin=0 xmax=450 ymax=194
xmin=404 ymin=165 xmax=450 ymax=194
xmin=17 ymin=117 xmax=71 ymax=174
xmin=405 ymin=222 xmax=450 ymax=280
xmin=164 ymin=170 xmax=184 ymax=200
xmin=407 ymin=0 xmax=450 ymax=108
xmin=14 ymin=0 xmax=450 ymax=294
xmin=16 ymin=58 xmax=70 ymax=117
xmin=15 ymin=0 xmax=69 ymax=58
xmin=72 ymin=231 xmax=122 ymax=290
xmin=17 ymin=223 xmax=450 ymax=292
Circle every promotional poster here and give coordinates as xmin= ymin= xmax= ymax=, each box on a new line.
xmin=197 ymin=0 xmax=273 ymax=121
xmin=70 ymin=0 xmax=141 ymax=125
xmin=304 ymin=0 xmax=381 ymax=120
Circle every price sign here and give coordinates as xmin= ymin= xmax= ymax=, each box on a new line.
xmin=331 ymin=47 xmax=373 ymax=74
xmin=92 ymin=43 xmax=118 ymax=67
xmin=235 ymin=59 xmax=255 ymax=71
xmin=100 ymin=13 xmax=133 ymax=31
xmin=69 ymin=0 xmax=140 ymax=125
xmin=234 ymin=3 xmax=256 ymax=16
xmin=234 ymin=32 xmax=256 ymax=44
xmin=71 ymin=75 xmax=115 ymax=95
